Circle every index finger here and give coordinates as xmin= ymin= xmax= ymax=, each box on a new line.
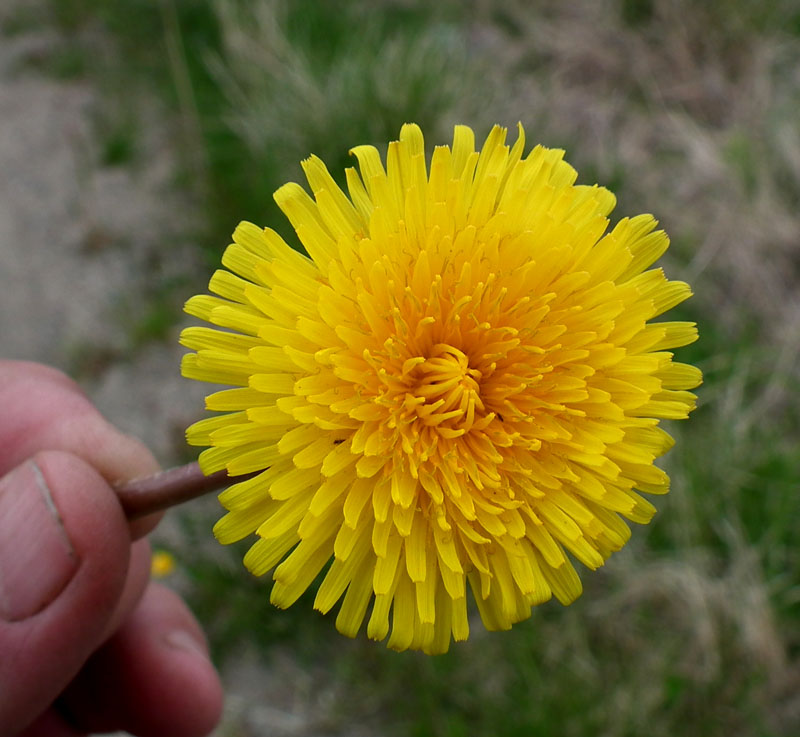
xmin=0 ymin=361 xmax=163 ymax=538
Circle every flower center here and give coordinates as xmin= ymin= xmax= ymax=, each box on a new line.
xmin=411 ymin=344 xmax=485 ymax=435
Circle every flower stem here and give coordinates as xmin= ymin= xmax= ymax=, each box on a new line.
xmin=115 ymin=463 xmax=255 ymax=519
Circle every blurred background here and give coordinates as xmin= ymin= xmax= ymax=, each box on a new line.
xmin=2 ymin=0 xmax=800 ymax=734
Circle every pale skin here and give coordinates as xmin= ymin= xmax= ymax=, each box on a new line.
xmin=0 ymin=361 xmax=223 ymax=737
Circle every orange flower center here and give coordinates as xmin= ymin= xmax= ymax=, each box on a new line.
xmin=413 ymin=344 xmax=484 ymax=431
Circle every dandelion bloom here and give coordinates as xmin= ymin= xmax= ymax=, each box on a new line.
xmin=151 ymin=550 xmax=177 ymax=578
xmin=180 ymin=124 xmax=700 ymax=653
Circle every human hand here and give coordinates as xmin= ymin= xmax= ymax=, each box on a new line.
xmin=0 ymin=361 xmax=223 ymax=737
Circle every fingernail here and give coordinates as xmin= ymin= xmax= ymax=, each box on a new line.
xmin=0 ymin=461 xmax=80 ymax=621
xmin=164 ymin=629 xmax=211 ymax=660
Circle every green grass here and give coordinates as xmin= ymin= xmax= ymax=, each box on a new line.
xmin=34 ymin=0 xmax=800 ymax=734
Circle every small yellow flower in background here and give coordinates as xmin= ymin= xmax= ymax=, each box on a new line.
xmin=151 ymin=550 xmax=177 ymax=578
xmin=180 ymin=123 xmax=701 ymax=654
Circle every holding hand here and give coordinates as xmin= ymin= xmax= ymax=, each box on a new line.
xmin=0 ymin=361 xmax=223 ymax=737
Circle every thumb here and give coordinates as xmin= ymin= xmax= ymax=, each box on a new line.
xmin=0 ymin=450 xmax=132 ymax=735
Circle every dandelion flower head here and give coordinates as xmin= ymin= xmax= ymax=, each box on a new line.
xmin=151 ymin=550 xmax=177 ymax=579
xmin=180 ymin=123 xmax=701 ymax=654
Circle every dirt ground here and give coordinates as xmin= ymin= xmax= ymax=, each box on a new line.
xmin=0 ymin=17 xmax=209 ymax=462
xmin=0 ymin=10 xmax=329 ymax=737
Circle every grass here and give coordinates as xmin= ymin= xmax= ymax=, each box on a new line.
xmin=27 ymin=0 xmax=800 ymax=734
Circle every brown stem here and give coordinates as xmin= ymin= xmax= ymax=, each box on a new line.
xmin=114 ymin=462 xmax=257 ymax=520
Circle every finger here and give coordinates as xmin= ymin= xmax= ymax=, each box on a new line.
xmin=0 ymin=360 xmax=160 ymax=481
xmin=15 ymin=708 xmax=85 ymax=737
xmin=99 ymin=538 xmax=153 ymax=644
xmin=0 ymin=360 xmax=163 ymax=537
xmin=59 ymin=583 xmax=223 ymax=737
xmin=0 ymin=361 xmax=83 ymax=396
xmin=0 ymin=451 xmax=131 ymax=735
xmin=13 ymin=541 xmax=154 ymax=737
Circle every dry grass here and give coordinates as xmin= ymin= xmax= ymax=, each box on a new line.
xmin=474 ymin=3 xmax=800 ymax=732
xmin=488 ymin=0 xmax=800 ymax=327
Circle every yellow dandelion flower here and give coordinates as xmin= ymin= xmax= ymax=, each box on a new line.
xmin=180 ymin=123 xmax=701 ymax=654
xmin=151 ymin=550 xmax=177 ymax=578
